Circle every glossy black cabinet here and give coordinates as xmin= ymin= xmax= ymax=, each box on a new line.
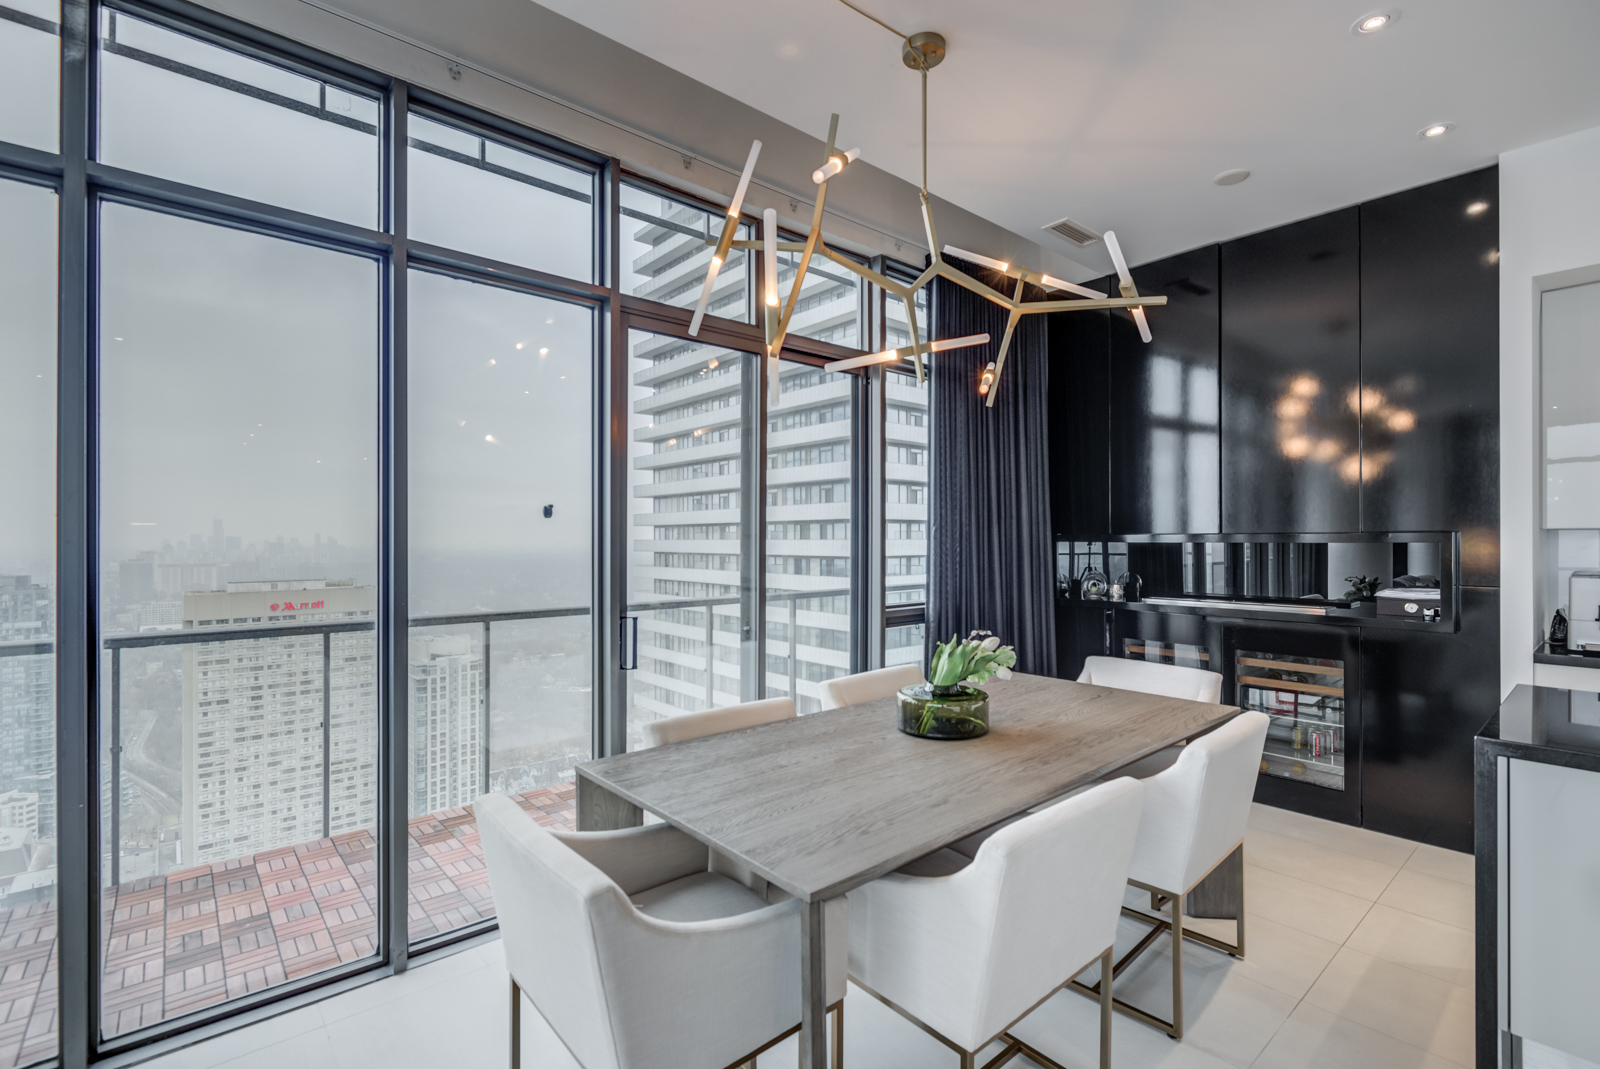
xmin=1109 ymin=246 xmax=1221 ymax=535
xmin=1221 ymin=209 xmax=1361 ymax=533
xmin=1047 ymin=282 xmax=1112 ymax=540
xmin=1359 ymin=586 xmax=1499 ymax=852
xmin=1360 ymin=167 xmax=1499 ymax=575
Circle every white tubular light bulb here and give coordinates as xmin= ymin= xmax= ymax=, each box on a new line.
xmin=826 ymin=333 xmax=991 ymax=373
xmin=812 ymin=147 xmax=860 ymax=184
xmin=729 ymin=139 xmax=762 ymax=218
xmin=1040 ymin=273 xmax=1105 ymax=299
xmin=943 ymin=245 xmax=1010 ymax=274
xmin=1102 ymin=230 xmax=1151 ymax=342
xmin=1103 ymin=230 xmax=1134 ymax=290
xmin=978 ymin=361 xmax=997 ymax=396
xmin=688 ymin=254 xmax=723 ymax=337
xmin=763 ymin=209 xmax=779 ymax=308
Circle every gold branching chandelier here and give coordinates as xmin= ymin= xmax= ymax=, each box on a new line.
xmin=687 ymin=13 xmax=1166 ymax=407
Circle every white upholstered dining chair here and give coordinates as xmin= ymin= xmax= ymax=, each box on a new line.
xmin=1076 ymin=656 xmax=1225 ymax=779
xmin=1077 ymin=655 xmax=1223 ymax=703
xmin=847 ymin=778 xmax=1146 ymax=1069
xmin=476 ymin=792 xmax=847 ymax=1069
xmin=639 ymin=696 xmax=795 ymax=748
xmin=817 ymin=664 xmax=926 ymax=710
xmin=1069 ymin=710 xmax=1269 ymax=1039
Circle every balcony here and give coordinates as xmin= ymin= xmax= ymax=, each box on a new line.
xmin=18 ymin=783 xmax=567 ymax=1063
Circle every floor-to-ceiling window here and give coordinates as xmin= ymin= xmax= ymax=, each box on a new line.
xmin=0 ymin=174 xmax=59 ymax=1069
xmin=406 ymin=267 xmax=596 ymax=944
xmin=882 ymin=279 xmax=930 ymax=665
xmin=97 ymin=202 xmax=382 ymax=1037
xmin=764 ymin=359 xmax=857 ymax=711
xmin=0 ymin=0 xmax=918 ymax=1059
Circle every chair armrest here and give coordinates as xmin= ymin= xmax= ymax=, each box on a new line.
xmin=550 ymin=823 xmax=709 ymax=895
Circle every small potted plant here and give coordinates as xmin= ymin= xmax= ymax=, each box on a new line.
xmin=898 ymin=630 xmax=1018 ymax=740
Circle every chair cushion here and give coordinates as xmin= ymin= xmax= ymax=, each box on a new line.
xmin=894 ymin=848 xmax=972 ymax=877
xmin=629 ymin=870 xmax=771 ymax=922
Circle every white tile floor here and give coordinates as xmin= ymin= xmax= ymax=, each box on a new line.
xmin=138 ymin=803 xmax=1476 ymax=1069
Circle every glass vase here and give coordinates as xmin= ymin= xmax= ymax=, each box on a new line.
xmin=897 ymin=683 xmax=989 ymax=740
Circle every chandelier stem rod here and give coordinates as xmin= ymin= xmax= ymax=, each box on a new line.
xmin=921 ymin=65 xmax=928 ymax=196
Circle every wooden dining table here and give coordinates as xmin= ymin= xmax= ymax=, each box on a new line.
xmin=574 ymin=672 xmax=1240 ymax=1069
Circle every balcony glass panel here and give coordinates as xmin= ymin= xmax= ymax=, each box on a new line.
xmin=407 ymin=114 xmax=595 ymax=282
xmin=97 ymin=203 xmax=380 ymax=1036
xmin=765 ymin=360 xmax=854 ymax=713
xmin=627 ymin=330 xmax=749 ymax=747
xmin=98 ymin=9 xmax=380 ymax=226
xmin=0 ymin=0 xmax=59 ymax=152
xmin=406 ymin=270 xmax=594 ymax=942
xmin=620 ymin=183 xmax=751 ymax=323
xmin=0 ymin=176 xmax=57 ymax=1069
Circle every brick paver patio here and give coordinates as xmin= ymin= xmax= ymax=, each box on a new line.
xmin=0 ymin=783 xmax=576 ymax=1067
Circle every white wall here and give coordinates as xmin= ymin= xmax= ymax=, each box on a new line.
xmin=191 ymin=0 xmax=1094 ymax=280
xmin=1500 ymin=123 xmax=1600 ymax=695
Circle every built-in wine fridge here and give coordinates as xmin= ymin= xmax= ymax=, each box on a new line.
xmin=1224 ymin=624 xmax=1361 ymax=824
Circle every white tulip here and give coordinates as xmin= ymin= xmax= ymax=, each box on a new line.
xmin=996 ymin=666 xmax=1013 ymax=679
xmin=981 ymin=636 xmax=1000 ymax=651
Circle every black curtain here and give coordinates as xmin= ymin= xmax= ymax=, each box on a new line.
xmin=927 ymin=258 xmax=1057 ymax=676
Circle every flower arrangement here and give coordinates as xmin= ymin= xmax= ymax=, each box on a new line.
xmin=928 ymin=630 xmax=1018 ymax=691
xmin=899 ymin=630 xmax=1019 ymax=740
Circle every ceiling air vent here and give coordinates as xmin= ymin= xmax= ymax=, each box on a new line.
xmin=1042 ymin=216 xmax=1102 ymax=247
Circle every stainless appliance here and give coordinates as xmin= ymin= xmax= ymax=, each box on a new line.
xmin=1571 ymin=570 xmax=1600 ymax=651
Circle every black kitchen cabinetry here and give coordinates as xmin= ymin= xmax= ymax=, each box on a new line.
xmin=1359 ymin=586 xmax=1499 ymax=852
xmin=1047 ymin=285 xmax=1112 ymax=540
xmin=1221 ymin=208 xmax=1361 ymax=534
xmin=1109 ymin=246 xmax=1221 ymax=535
xmin=1360 ymin=167 xmax=1499 ymax=577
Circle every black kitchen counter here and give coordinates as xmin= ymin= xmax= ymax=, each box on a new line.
xmin=1474 ymin=685 xmax=1600 ymax=1069
xmin=1533 ymin=642 xmax=1600 ymax=669
xmin=1063 ymin=594 xmax=1459 ymax=633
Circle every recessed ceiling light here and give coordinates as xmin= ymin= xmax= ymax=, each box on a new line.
xmin=1418 ymin=122 xmax=1454 ymax=139
xmin=1352 ymin=10 xmax=1398 ymax=33
xmin=1466 ymin=200 xmax=1490 ymax=216
xmin=1214 ymin=169 xmax=1250 ymax=186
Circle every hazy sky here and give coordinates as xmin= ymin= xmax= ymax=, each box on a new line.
xmin=98 ymin=204 xmax=381 ymax=560
xmin=0 ymin=178 xmax=58 ymax=578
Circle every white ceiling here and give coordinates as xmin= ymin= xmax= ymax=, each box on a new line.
xmin=532 ymin=0 xmax=1600 ymax=274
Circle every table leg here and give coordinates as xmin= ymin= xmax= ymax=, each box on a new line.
xmin=575 ymin=774 xmax=642 ymax=831
xmin=800 ymin=898 xmax=828 ymax=1069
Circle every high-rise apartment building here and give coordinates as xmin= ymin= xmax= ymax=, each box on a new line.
xmin=624 ymin=192 xmax=911 ymax=723
xmin=407 ymin=635 xmax=483 ymax=816
xmin=180 ymin=579 xmax=376 ymax=864
xmin=0 ymin=576 xmax=55 ymax=837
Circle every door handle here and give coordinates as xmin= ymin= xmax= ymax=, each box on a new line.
xmin=620 ymin=615 xmax=639 ymax=671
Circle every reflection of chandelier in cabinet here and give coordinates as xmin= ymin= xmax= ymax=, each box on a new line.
xmin=685 ymin=5 xmax=1167 ymax=407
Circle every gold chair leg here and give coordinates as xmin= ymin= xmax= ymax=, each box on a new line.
xmin=1170 ymin=902 xmax=1184 ymax=1039
xmin=832 ymin=1002 xmax=843 ymax=1069
xmin=510 ymin=978 xmax=521 ymax=1069
xmin=1100 ymin=947 xmax=1113 ymax=1069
